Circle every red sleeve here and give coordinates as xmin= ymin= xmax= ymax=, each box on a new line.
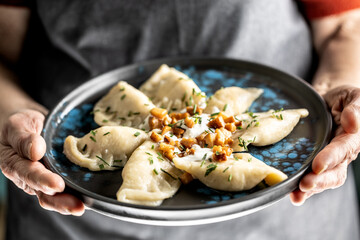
xmin=301 ymin=0 xmax=360 ymax=19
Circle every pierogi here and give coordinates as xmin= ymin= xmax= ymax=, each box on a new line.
xmin=63 ymin=64 xmax=308 ymax=206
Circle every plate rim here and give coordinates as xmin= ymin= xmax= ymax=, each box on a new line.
xmin=42 ymin=57 xmax=332 ymax=223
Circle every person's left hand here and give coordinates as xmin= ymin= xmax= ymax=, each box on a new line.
xmin=290 ymin=85 xmax=360 ymax=205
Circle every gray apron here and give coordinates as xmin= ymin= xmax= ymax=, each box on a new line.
xmin=7 ymin=1 xmax=359 ymax=239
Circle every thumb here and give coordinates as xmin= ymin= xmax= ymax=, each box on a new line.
xmin=341 ymin=103 xmax=360 ymax=134
xmin=1 ymin=110 xmax=46 ymax=161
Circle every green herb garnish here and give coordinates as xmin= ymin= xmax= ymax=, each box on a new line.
xmin=160 ymin=168 xmax=177 ymax=180
xmin=205 ymin=163 xmax=217 ymax=176
xmin=134 ymin=132 xmax=141 ymax=137
xmin=96 ymin=155 xmax=110 ymax=166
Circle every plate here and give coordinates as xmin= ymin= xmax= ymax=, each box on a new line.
xmin=42 ymin=57 xmax=332 ymax=226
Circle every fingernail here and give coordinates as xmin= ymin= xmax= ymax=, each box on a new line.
xmin=44 ymin=186 xmax=57 ymax=195
xmin=317 ymin=164 xmax=328 ymax=174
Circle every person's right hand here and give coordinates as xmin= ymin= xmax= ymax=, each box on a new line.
xmin=0 ymin=109 xmax=85 ymax=216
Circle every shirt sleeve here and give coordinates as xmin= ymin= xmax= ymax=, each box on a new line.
xmin=301 ymin=0 xmax=360 ymax=19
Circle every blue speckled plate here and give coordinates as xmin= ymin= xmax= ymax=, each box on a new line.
xmin=43 ymin=58 xmax=331 ymax=226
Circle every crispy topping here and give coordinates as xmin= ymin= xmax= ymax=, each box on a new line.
xmin=208 ymin=116 xmax=226 ymax=129
xmin=150 ymin=108 xmax=168 ymax=119
xmin=180 ymin=138 xmax=197 ymax=149
xmin=184 ymin=117 xmax=195 ymax=128
xmin=150 ymin=131 xmax=163 ymax=142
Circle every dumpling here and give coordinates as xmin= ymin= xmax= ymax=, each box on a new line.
xmin=232 ymin=109 xmax=309 ymax=151
xmin=173 ymin=152 xmax=287 ymax=191
xmin=139 ymin=64 xmax=206 ymax=111
xmin=117 ymin=141 xmax=183 ymax=206
xmin=93 ymin=81 xmax=155 ymax=129
xmin=63 ymin=126 xmax=148 ymax=171
xmin=204 ymin=87 xmax=263 ymax=115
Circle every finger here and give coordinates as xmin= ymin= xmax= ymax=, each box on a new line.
xmin=300 ymin=161 xmax=348 ymax=192
xmin=1 ymin=110 xmax=46 ymax=161
xmin=311 ymin=131 xmax=360 ymax=174
xmin=36 ymin=191 xmax=85 ymax=216
xmin=289 ymin=189 xmax=307 ymax=206
xmin=1 ymin=146 xmax=65 ymax=195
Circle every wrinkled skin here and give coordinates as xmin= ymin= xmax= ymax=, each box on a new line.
xmin=0 ymin=109 xmax=84 ymax=216
xmin=290 ymin=86 xmax=360 ymax=205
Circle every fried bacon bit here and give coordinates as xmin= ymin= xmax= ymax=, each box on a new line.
xmin=185 ymin=147 xmax=196 ymax=155
xmin=161 ymin=126 xmax=172 ymax=135
xmin=169 ymin=112 xmax=190 ymax=120
xmin=179 ymin=172 xmax=194 ymax=185
xmin=208 ymin=116 xmax=226 ymax=129
xmin=175 ymin=141 xmax=182 ymax=149
xmin=235 ymin=120 xmax=243 ymax=127
xmin=150 ymin=107 xmax=167 ymax=119
xmin=181 ymin=138 xmax=197 ymax=149
xmin=195 ymin=132 xmax=207 ymax=147
xmin=164 ymin=135 xmax=175 ymax=146
xmin=212 ymin=145 xmax=233 ymax=162
xmin=226 ymin=138 xmax=234 ymax=145
xmin=150 ymin=131 xmax=163 ymax=142
xmin=214 ymin=128 xmax=226 ymax=146
xmin=163 ymin=115 xmax=172 ymax=126
xmin=149 ymin=116 xmax=162 ymax=130
xmin=171 ymin=117 xmax=177 ymax=124
xmin=204 ymin=133 xmax=216 ymax=147
xmin=159 ymin=142 xmax=175 ymax=160
xmin=225 ymin=123 xmax=237 ymax=132
xmin=224 ymin=116 xmax=236 ymax=123
xmin=173 ymin=127 xmax=185 ymax=137
xmin=218 ymin=127 xmax=232 ymax=139
xmin=184 ymin=117 xmax=195 ymax=128
xmin=186 ymin=106 xmax=203 ymax=115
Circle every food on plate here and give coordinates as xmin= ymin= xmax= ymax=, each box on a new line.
xmin=231 ymin=109 xmax=309 ymax=151
xmin=63 ymin=126 xmax=147 ymax=171
xmin=204 ymin=87 xmax=263 ymax=116
xmin=63 ymin=64 xmax=308 ymax=206
xmin=117 ymin=141 xmax=183 ymax=206
xmin=139 ymin=64 xmax=206 ymax=111
xmin=94 ymin=81 xmax=155 ymax=128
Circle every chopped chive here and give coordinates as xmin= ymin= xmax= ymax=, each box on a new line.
xmin=160 ymin=168 xmax=177 ymax=180
xmin=105 ymin=106 xmax=111 ymax=113
xmin=200 ymin=160 xmax=206 ymax=167
xmin=113 ymin=160 xmax=123 ymax=163
xmin=223 ymin=167 xmax=229 ymax=173
xmin=193 ymin=104 xmax=197 ymax=114
xmin=248 ymin=158 xmax=252 ymax=162
xmin=99 ymin=164 xmax=105 ymax=170
xmin=134 ymin=132 xmax=141 ymax=137
xmin=118 ymin=117 xmax=126 ymax=121
xmin=202 ymin=153 xmax=207 ymax=160
xmin=205 ymin=164 xmax=217 ymax=177
xmin=103 ymin=132 xmax=110 ymax=136
xmin=210 ymin=112 xmax=220 ymax=117
xmin=182 ymin=93 xmax=186 ymax=102
xmin=120 ymin=87 xmax=125 ymax=91
xmin=91 ymin=130 xmax=97 ymax=136
xmin=228 ymin=174 xmax=232 ymax=182
xmin=102 ymin=119 xmax=109 ymax=123
xmin=223 ymin=104 xmax=228 ymax=111
xmin=280 ymin=114 xmax=283 ymax=120
xmin=145 ymin=152 xmax=152 ymax=156
xmin=121 ymin=94 xmax=126 ymax=100
xmin=148 ymin=157 xmax=153 ymax=165
xmin=192 ymin=88 xmax=196 ymax=95
xmin=234 ymin=155 xmax=239 ymax=161
xmin=82 ymin=144 xmax=87 ymax=152
xmin=153 ymin=169 xmax=159 ymax=175
xmin=144 ymin=103 xmax=149 ymax=106
xmin=96 ymin=155 xmax=110 ymax=166
xmin=151 ymin=145 xmax=155 ymax=149
xmin=90 ymin=109 xmax=100 ymax=115
xmin=171 ymin=108 xmax=177 ymax=111
xmin=189 ymin=96 xmax=193 ymax=105
xmin=133 ymin=112 xmax=140 ymax=115
xmin=237 ymin=126 xmax=242 ymax=130
xmin=128 ymin=111 xmax=133 ymax=117
xmin=90 ymin=136 xmax=96 ymax=142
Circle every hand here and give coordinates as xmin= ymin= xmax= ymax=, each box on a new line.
xmin=0 ymin=109 xmax=85 ymax=215
xmin=290 ymin=86 xmax=360 ymax=205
